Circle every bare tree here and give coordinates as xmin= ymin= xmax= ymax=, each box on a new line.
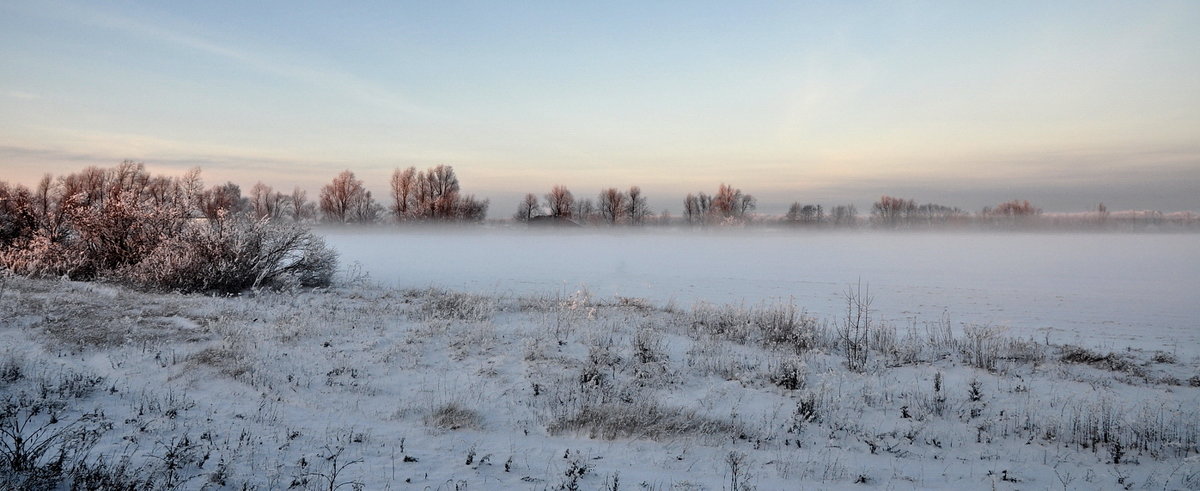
xmin=658 ymin=209 xmax=672 ymax=226
xmin=685 ymin=185 xmax=752 ymax=225
xmin=712 ymin=184 xmax=737 ymax=217
xmin=415 ymin=164 xmax=460 ymax=219
xmin=830 ymin=204 xmax=857 ymax=226
xmin=871 ymin=195 xmax=916 ymax=227
xmin=626 ymin=186 xmax=649 ymax=225
xmin=199 ymin=182 xmax=249 ymax=220
xmin=514 ymin=193 xmax=540 ymax=222
xmin=597 ymin=188 xmax=627 ymax=225
xmin=389 ymin=166 xmax=417 ymax=220
xmin=736 ymin=193 xmax=756 ymax=218
xmin=915 ymin=203 xmax=966 ymax=225
xmin=982 ymin=199 xmax=1040 ymax=228
xmin=784 ymin=203 xmax=822 ymax=225
xmin=319 ymin=170 xmax=378 ymax=224
xmin=986 ymin=200 xmax=1039 ymax=217
xmin=545 ymin=185 xmax=574 ymax=219
xmin=683 ymin=193 xmax=704 ymax=224
xmin=351 ymin=190 xmax=381 ymax=223
xmin=250 ymin=181 xmax=285 ymax=220
xmin=288 ymin=187 xmax=314 ymax=222
xmin=33 ymin=174 xmax=57 ymax=232
xmin=572 ymin=198 xmax=596 ymax=224
xmin=454 ymin=195 xmax=489 ymax=222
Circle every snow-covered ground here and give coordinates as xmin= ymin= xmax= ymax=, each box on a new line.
xmin=1 ymin=262 xmax=1197 ymax=489
xmin=324 ymin=229 xmax=1200 ymax=356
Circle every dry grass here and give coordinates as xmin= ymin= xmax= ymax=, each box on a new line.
xmin=425 ymin=402 xmax=484 ymax=431
xmin=548 ymin=400 xmax=741 ymax=441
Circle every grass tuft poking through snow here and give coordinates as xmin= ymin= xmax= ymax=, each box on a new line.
xmin=425 ymin=402 xmax=484 ymax=431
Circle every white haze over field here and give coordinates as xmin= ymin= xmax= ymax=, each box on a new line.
xmin=323 ymin=229 xmax=1200 ymax=355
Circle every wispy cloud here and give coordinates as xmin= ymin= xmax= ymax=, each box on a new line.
xmin=43 ymin=0 xmax=439 ymax=120
xmin=1 ymin=90 xmax=40 ymax=100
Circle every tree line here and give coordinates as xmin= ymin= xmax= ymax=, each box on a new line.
xmin=4 ymin=162 xmax=1195 ymax=234
xmin=184 ymin=165 xmax=489 ymax=225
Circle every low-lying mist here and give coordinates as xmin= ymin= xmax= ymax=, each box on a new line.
xmin=320 ymin=227 xmax=1199 ymax=353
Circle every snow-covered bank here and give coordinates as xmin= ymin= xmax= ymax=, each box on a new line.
xmin=1 ymin=278 xmax=1197 ymax=489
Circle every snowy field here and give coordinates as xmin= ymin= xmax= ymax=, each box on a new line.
xmin=324 ymin=229 xmax=1200 ymax=356
xmin=1 ymin=231 xmax=1198 ymax=490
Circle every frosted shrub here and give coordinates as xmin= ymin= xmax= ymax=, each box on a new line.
xmin=692 ymin=300 xmax=824 ymax=354
xmin=766 ymin=355 xmax=807 ymax=391
xmin=120 ymin=217 xmax=336 ymax=294
xmin=755 ymin=302 xmax=819 ymax=353
xmin=2 ymin=163 xmax=336 ymax=295
xmin=961 ymin=324 xmax=1001 ymax=370
xmin=0 ymin=232 xmax=86 ymax=278
xmin=417 ymin=288 xmax=495 ymax=321
xmin=691 ymin=302 xmax=753 ymax=343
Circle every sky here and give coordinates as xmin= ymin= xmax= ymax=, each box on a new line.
xmin=2 ymin=1 xmax=1198 ymax=216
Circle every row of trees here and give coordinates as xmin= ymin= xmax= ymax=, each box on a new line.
xmin=5 ymin=163 xmax=1189 ymax=231
xmin=319 ymin=165 xmax=490 ymax=223
xmin=387 ymin=165 xmax=488 ymax=223
xmin=508 ymin=186 xmax=1020 ymax=228
xmin=215 ymin=165 xmax=490 ymax=225
xmin=683 ymin=184 xmax=756 ymax=225
xmin=513 ymin=185 xmax=652 ymax=225
xmin=511 ymin=183 xmax=757 ymax=226
xmin=780 ymin=196 xmax=1035 ymax=228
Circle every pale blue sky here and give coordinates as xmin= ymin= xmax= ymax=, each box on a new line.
xmin=2 ymin=1 xmax=1198 ymax=214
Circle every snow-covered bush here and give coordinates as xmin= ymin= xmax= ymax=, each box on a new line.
xmin=767 ymin=355 xmax=808 ymax=391
xmin=415 ymin=288 xmax=495 ymax=321
xmin=0 ymin=231 xmax=87 ymax=278
xmin=119 ymin=217 xmax=336 ymax=294
xmin=1 ymin=163 xmax=335 ymax=295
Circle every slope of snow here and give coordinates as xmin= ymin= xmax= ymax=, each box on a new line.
xmin=1 ymin=276 xmax=1196 ymax=489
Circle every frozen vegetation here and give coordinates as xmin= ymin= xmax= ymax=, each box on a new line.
xmin=1 ymin=247 xmax=1198 ymax=489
